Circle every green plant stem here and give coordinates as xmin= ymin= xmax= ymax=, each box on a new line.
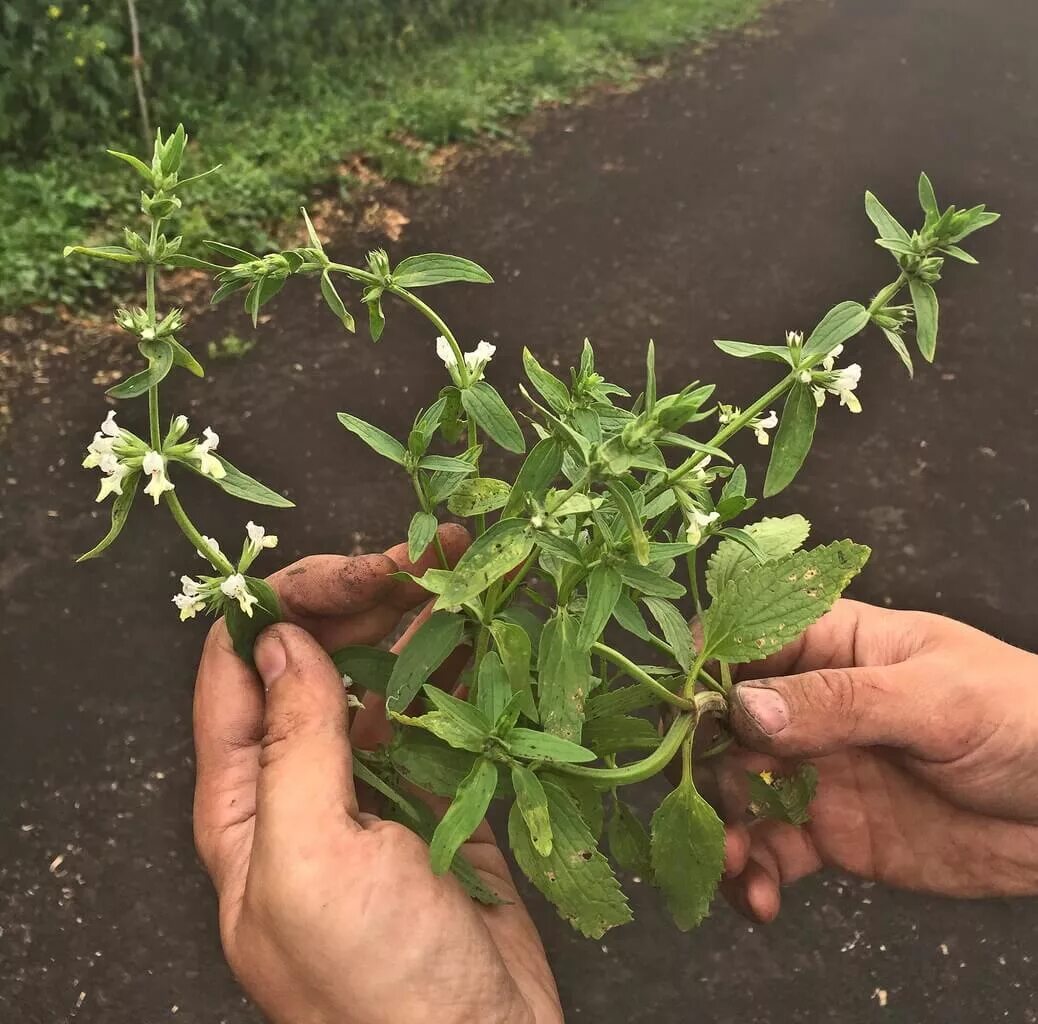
xmin=719 ymin=661 xmax=733 ymax=693
xmin=495 ymin=548 xmax=538 ymax=606
xmin=591 ymin=642 xmax=694 ymax=711
xmin=164 ymin=490 xmax=234 ymax=574
xmin=686 ymin=548 xmax=703 ymax=617
xmin=386 ymin=283 xmax=470 ymax=386
xmin=410 ymin=474 xmax=449 ymax=569
xmin=868 ymin=273 xmax=908 ymax=315
xmin=147 ymin=387 xmax=161 ymax=450
xmin=683 ymin=650 xmax=708 ymax=700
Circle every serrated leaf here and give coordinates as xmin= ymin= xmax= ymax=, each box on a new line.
xmin=504 ymin=438 xmax=564 ymax=517
xmin=407 ymin=510 xmax=438 ymax=563
xmin=746 ymin=763 xmax=819 ymax=826
xmin=705 ymin=514 xmax=812 ymax=599
xmin=225 ymin=578 xmax=281 ymax=665
xmin=509 ymin=779 xmax=632 ymax=938
xmin=801 ymin=301 xmax=870 ymax=362
xmin=763 ymin=383 xmax=818 ymax=497
xmin=461 ymin=382 xmax=526 ymax=454
xmin=386 ymin=611 xmax=467 ymax=713
xmin=576 ymin=565 xmax=622 ymax=649
xmin=505 ymin=727 xmax=598 ymax=763
xmin=391 ymin=253 xmax=493 ymax=288
xmin=77 ymin=471 xmax=140 ymax=561
xmin=650 ymin=777 xmax=725 ymax=931
xmin=447 ymin=478 xmax=511 ymax=517
xmin=537 ymin=610 xmax=591 ymax=743
xmin=910 ymin=278 xmax=939 ymax=362
xmin=429 ymin=758 xmax=498 ymax=874
xmin=337 ymin=412 xmax=407 ymax=465
xmin=703 ymin=541 xmax=871 ymax=662
xmin=511 ymin=765 xmax=553 ymax=856
xmin=581 ymin=715 xmax=660 ymax=758
xmin=713 ymin=340 xmax=794 ymax=364
xmin=435 ymin=519 xmax=534 ymax=611
xmin=331 ymin=645 xmax=396 ymax=696
xmin=864 ymin=191 xmax=911 ymax=243
xmin=607 ymin=799 xmax=652 ymax=876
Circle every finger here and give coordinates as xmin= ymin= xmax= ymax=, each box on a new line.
xmin=722 ymin=858 xmax=782 ymax=924
xmin=729 ymin=660 xmax=963 ymax=760
xmin=193 ymin=619 xmax=264 ymax=897
xmin=383 ymin=523 xmax=470 ymax=610
xmin=271 ymin=552 xmax=396 ymax=620
xmin=724 ymin=825 xmax=751 ymax=879
xmin=251 ymin=625 xmax=362 ymax=861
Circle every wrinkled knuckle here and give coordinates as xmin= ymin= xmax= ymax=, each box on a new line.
xmin=801 ymin=667 xmax=859 ymax=721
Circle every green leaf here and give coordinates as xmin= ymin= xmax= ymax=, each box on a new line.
xmin=910 ymin=278 xmax=939 ymax=362
xmin=606 ymin=479 xmax=649 ymax=566
xmin=476 ymin=652 xmax=512 ymax=726
xmin=522 ymin=348 xmax=571 ymax=413
xmin=77 ymin=471 xmax=140 ymax=561
xmin=747 ymin=763 xmax=819 ymax=826
xmin=396 ymin=710 xmax=485 ymax=753
xmin=607 ymin=800 xmax=652 ymax=876
xmin=204 ymin=240 xmax=258 ymax=263
xmin=337 ymin=412 xmax=407 ymax=465
xmin=703 ymin=541 xmax=871 ymax=662
xmin=705 ymin=514 xmax=811 ymax=599
xmin=391 ymin=254 xmax=493 ymax=288
xmin=577 ymin=565 xmax=622 ymax=649
xmin=882 ymin=328 xmax=915 ymax=378
xmin=619 ymin=563 xmax=685 ymax=599
xmin=763 ymin=383 xmax=818 ymax=498
xmin=446 ymin=478 xmax=511 ymax=516
xmin=801 ymin=301 xmax=870 ymax=362
xmin=331 ymin=645 xmax=396 ymax=696
xmin=429 ymin=759 xmax=498 ymax=875
xmin=418 ymin=454 xmax=478 ymax=474
xmin=582 ymin=715 xmax=660 ymax=758
xmin=106 ymin=148 xmax=154 ymax=181
xmin=489 ymin=619 xmax=538 ymax=723
xmin=107 ymin=340 xmax=174 ymax=398
xmin=225 ymin=578 xmax=282 ymax=665
xmin=918 ymin=172 xmax=939 ymax=221
xmin=864 ymin=191 xmax=911 ymax=243
xmin=367 ymin=294 xmax=385 ymax=342
xmin=389 ymin=728 xmax=482 ymax=797
xmin=422 ymin=685 xmax=492 ymax=735
xmin=541 ymin=773 xmax=604 ymax=839
xmin=611 ymin=592 xmax=655 ymax=644
xmin=321 ymin=271 xmax=356 ymax=332
xmin=505 ymin=727 xmax=598 ymax=763
xmin=642 ymin=597 xmax=692 ymax=671
xmin=650 ymin=776 xmax=725 ymax=931
xmin=203 ymin=456 xmax=294 ymax=508
xmin=63 ymin=244 xmax=138 ymax=264
xmin=163 ymin=253 xmax=224 ymax=272
xmin=509 ymin=779 xmax=631 ymax=938
xmin=435 ymin=519 xmax=534 ymax=611
xmin=407 ymin=510 xmax=438 ymax=563
xmin=713 ymin=340 xmax=794 ymax=364
xmin=386 ymin=611 xmax=467 ymax=713
xmin=537 ymin=610 xmax=591 ymax=743
xmin=511 ymin=765 xmax=553 ymax=856
xmin=461 ymin=382 xmax=526 ymax=454
xmin=168 ymin=337 xmax=205 ymax=378
xmin=504 ymin=439 xmax=564 ymax=517
xmin=941 ymin=244 xmax=978 ymax=265
xmin=588 ymin=682 xmax=663 ymax=719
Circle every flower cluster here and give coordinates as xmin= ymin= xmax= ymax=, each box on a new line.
xmin=801 ymin=345 xmax=863 ymax=413
xmin=435 ymin=337 xmax=496 ymax=384
xmin=717 ymin=404 xmax=778 ymax=445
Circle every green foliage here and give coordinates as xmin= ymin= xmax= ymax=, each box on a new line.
xmin=747 ymin=764 xmax=819 ymax=827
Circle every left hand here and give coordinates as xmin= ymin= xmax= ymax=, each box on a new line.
xmin=192 ymin=525 xmax=562 ymax=1024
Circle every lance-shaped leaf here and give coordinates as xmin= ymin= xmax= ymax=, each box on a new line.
xmin=476 ymin=652 xmax=512 ymax=725
xmin=619 ymin=563 xmax=685 ymax=599
xmin=581 ymin=715 xmax=660 ymax=758
xmin=461 ymin=382 xmax=526 ymax=454
xmin=226 ymin=578 xmax=282 ymax=665
xmin=576 ymin=564 xmax=622 ymax=649
xmin=200 ymin=455 xmax=294 ymax=507
xmin=331 ymin=645 xmax=396 ymax=696
xmin=434 ymin=519 xmax=534 ymax=611
xmin=537 ymin=610 xmax=591 ymax=743
xmin=702 ymin=541 xmax=870 ymax=662
xmin=391 ymin=253 xmax=493 ymax=288
xmin=386 ymin=611 xmax=467 ymax=713
xmin=611 ymin=592 xmax=655 ymax=644
xmin=864 ymin=191 xmax=911 ymax=243
xmin=396 ymin=710 xmax=485 ymax=753
xmin=650 ymin=775 xmax=725 ymax=931
xmin=763 ymin=382 xmax=818 ymax=497
xmin=910 ymin=278 xmax=939 ymax=362
xmin=321 ymin=271 xmax=356 ymax=332
xmin=63 ymin=244 xmax=139 ymax=264
xmin=713 ymin=340 xmax=794 ymax=364
xmin=337 ymin=412 xmax=407 ymax=465
xmin=508 ymin=778 xmax=632 ymax=938
xmin=747 ymin=763 xmax=819 ymax=826
xmin=490 ymin=619 xmax=538 ymax=722
xmin=504 ymin=439 xmax=564 ymax=517
xmin=642 ymin=596 xmax=693 ymax=671
xmin=367 ymin=293 xmax=385 ymax=342
xmin=607 ymin=799 xmax=652 ymax=876
xmin=429 ymin=758 xmax=498 ymax=875
xmin=407 ymin=510 xmax=438 ymax=563
xmin=801 ymin=301 xmax=870 ymax=363
xmin=504 ymin=727 xmax=597 ymax=764
xmin=705 ymin=514 xmax=811 ymax=599
xmin=107 ymin=339 xmax=174 ymax=398
xmin=511 ymin=765 xmax=553 ymax=856
xmin=918 ymin=172 xmax=939 ymax=224
xmin=522 ymin=348 xmax=571 ymax=413
xmin=389 ymin=728 xmax=482 ymax=798
xmin=882 ymin=328 xmax=915 ymax=377
xmin=447 ymin=477 xmax=511 ymax=517
xmin=606 ymin=479 xmax=649 ymax=566
xmin=418 ymin=454 xmax=478 ymax=474
xmin=587 ymin=682 xmax=663 ymax=720
xmin=77 ymin=471 xmax=141 ymax=561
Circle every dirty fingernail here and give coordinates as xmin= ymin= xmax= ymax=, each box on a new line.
xmin=737 ymin=685 xmax=790 ymax=736
xmin=255 ymin=633 xmax=287 ymax=688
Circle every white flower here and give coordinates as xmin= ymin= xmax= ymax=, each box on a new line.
xmin=199 ymin=536 xmax=222 ymax=560
xmin=142 ymin=449 xmax=175 ymax=504
xmin=717 ymin=403 xmax=739 ymax=425
xmin=242 ymin=521 xmax=278 ymax=568
xmin=435 ymin=336 xmax=457 ymax=368
xmin=167 ymin=414 xmax=190 ymax=445
xmin=785 ymin=330 xmax=804 ymax=348
xmin=84 ymin=411 xmax=136 ymax=501
xmin=95 ymin=461 xmax=131 ymax=502
xmin=752 ymin=410 xmax=779 ymax=446
xmin=812 ymin=362 xmax=862 ymax=413
xmin=189 ymin=426 xmax=226 ymax=479
xmin=172 ymin=575 xmax=207 ymax=621
xmin=685 ymin=507 xmax=719 ymax=545
xmin=100 ymin=410 xmax=120 ymax=437
xmin=220 ymin=573 xmax=258 ymax=616
xmin=463 ymin=340 xmax=496 ymax=377
xmin=822 ymin=344 xmax=844 ymax=372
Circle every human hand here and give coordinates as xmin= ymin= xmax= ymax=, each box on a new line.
xmin=711 ymin=599 xmax=1038 ymax=922
xmin=192 ymin=525 xmax=562 ymax=1024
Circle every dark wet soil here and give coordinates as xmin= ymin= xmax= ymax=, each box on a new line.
xmin=3 ymin=0 xmax=1038 ymax=1020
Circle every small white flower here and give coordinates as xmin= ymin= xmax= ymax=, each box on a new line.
xmin=189 ymin=426 xmax=226 ymax=479
xmin=798 ymin=369 xmax=812 ymax=384
xmin=142 ymin=449 xmax=175 ymax=504
xmin=100 ymin=410 xmax=120 ymax=437
xmin=463 ymin=340 xmax=496 ymax=377
xmin=685 ymin=507 xmax=719 ymax=545
xmin=812 ymin=362 xmax=862 ymax=413
xmin=822 ymin=344 xmax=844 ymax=372
xmin=752 ymin=410 xmax=779 ymax=446
xmin=435 ymin=336 xmax=457 ymax=368
xmin=717 ymin=403 xmax=739 ymax=425
xmin=172 ymin=575 xmax=208 ymax=621
xmin=220 ymin=573 xmax=258 ymax=617
xmin=199 ymin=536 xmax=222 ymax=560
xmin=83 ymin=432 xmax=116 ymax=469
xmin=786 ymin=330 xmax=804 ymax=348
xmin=246 ymin=521 xmax=278 ymax=549
xmin=95 ymin=461 xmax=131 ymax=502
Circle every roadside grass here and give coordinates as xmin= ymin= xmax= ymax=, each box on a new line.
xmin=0 ymin=0 xmax=765 ymax=314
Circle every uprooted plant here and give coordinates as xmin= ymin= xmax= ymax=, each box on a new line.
xmin=66 ymin=125 xmax=998 ymax=936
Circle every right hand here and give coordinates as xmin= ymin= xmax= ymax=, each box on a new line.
xmin=711 ymin=599 xmax=1038 ymax=922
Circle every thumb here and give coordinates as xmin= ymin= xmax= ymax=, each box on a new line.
xmin=730 ymin=663 xmax=939 ymax=759
xmin=252 ymin=624 xmax=361 ymax=853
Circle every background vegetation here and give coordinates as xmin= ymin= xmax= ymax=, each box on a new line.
xmin=0 ymin=0 xmax=763 ymax=313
